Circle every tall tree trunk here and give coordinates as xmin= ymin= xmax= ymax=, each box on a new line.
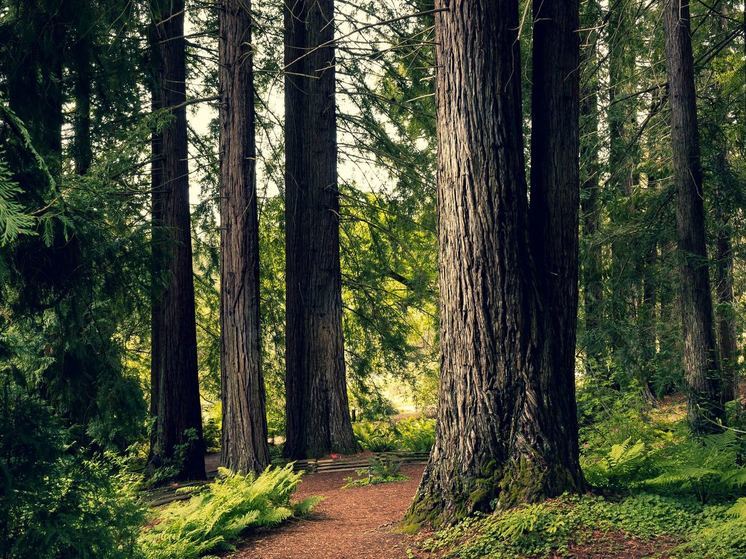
xmin=662 ymin=0 xmax=724 ymax=433
xmin=579 ymin=0 xmax=604 ymax=376
xmin=148 ymin=0 xmax=206 ymax=480
xmin=218 ymin=0 xmax=270 ymax=473
xmin=283 ymin=0 xmax=357 ymax=459
xmin=149 ymin=18 xmax=164 ymax=425
xmin=711 ymin=2 xmax=738 ymax=404
xmin=409 ymin=0 xmax=582 ymax=526
xmin=714 ymin=216 xmax=737 ymax=403
xmin=529 ymin=0 xmax=584 ymax=489
xmin=72 ymin=39 xmax=92 ymax=175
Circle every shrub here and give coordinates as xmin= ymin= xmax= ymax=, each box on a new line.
xmin=354 ymin=417 xmax=435 ymax=453
xmin=139 ymin=464 xmax=320 ymax=559
xmin=344 ymin=455 xmax=409 ymax=488
xmin=0 ymin=379 xmax=145 ymax=559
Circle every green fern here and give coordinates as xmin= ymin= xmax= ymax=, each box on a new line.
xmin=139 ymin=464 xmax=320 ymax=559
xmin=0 ymin=158 xmax=35 ymax=244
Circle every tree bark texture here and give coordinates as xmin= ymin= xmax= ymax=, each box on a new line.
xmin=283 ymin=0 xmax=357 ymax=459
xmin=662 ymin=0 xmax=724 ymax=433
xmin=218 ymin=0 xmax=270 ymax=474
xmin=148 ymin=0 xmax=206 ymax=480
xmin=530 ymin=0 xmax=584 ymax=488
xmin=409 ymin=0 xmax=583 ymax=526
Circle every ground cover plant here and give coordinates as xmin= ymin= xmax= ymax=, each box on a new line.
xmin=139 ymin=465 xmax=320 ymax=559
xmin=415 ymin=391 xmax=746 ymax=559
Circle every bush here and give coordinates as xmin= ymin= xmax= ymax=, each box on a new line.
xmin=0 ymin=379 xmax=145 ymax=559
xmin=354 ymin=417 xmax=435 ymax=452
xmin=139 ymin=464 xmax=321 ymax=559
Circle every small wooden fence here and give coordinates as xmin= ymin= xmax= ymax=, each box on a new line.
xmin=143 ymin=451 xmax=429 ymax=507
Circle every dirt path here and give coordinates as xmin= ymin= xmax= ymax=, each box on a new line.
xmin=231 ymin=464 xmax=427 ymax=559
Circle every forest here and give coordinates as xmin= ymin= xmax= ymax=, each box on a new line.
xmin=0 ymin=0 xmax=744 ymax=558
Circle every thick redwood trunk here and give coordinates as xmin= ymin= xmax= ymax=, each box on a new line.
xmin=283 ymin=0 xmax=357 ymax=459
xmin=218 ymin=0 xmax=270 ymax=473
xmin=662 ymin=0 xmax=724 ymax=433
xmin=530 ymin=0 xmax=584 ymax=487
xmin=409 ymin=0 xmax=582 ymax=526
xmin=148 ymin=0 xmax=206 ymax=480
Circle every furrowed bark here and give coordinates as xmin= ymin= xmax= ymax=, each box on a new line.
xmin=283 ymin=0 xmax=357 ymax=459
xmin=662 ymin=0 xmax=724 ymax=433
xmin=148 ymin=0 xmax=206 ymax=480
xmin=218 ymin=0 xmax=270 ymax=473
xmin=408 ymin=0 xmax=582 ymax=526
xmin=530 ymin=0 xmax=585 ymax=490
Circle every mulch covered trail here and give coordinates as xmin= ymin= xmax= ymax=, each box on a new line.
xmin=231 ymin=463 xmax=428 ymax=559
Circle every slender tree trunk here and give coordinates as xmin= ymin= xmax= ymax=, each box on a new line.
xmin=714 ymin=217 xmax=737 ymax=403
xmin=149 ymin=19 xmax=164 ymax=424
xmin=711 ymin=2 xmax=738 ymax=404
xmin=579 ymin=2 xmax=604 ymax=376
xmin=662 ymin=0 xmax=724 ymax=433
xmin=148 ymin=0 xmax=206 ymax=480
xmin=409 ymin=0 xmax=582 ymax=526
xmin=72 ymin=39 xmax=92 ymax=175
xmin=283 ymin=0 xmax=357 ymax=459
xmin=218 ymin=0 xmax=270 ymax=473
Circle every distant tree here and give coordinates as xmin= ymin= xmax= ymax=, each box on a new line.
xmin=218 ymin=0 xmax=270 ymax=473
xmin=283 ymin=0 xmax=357 ymax=459
xmin=662 ymin=0 xmax=724 ymax=433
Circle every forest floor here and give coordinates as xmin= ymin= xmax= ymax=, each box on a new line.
xmin=229 ymin=460 xmax=677 ymax=559
xmin=231 ymin=463 xmax=429 ymax=559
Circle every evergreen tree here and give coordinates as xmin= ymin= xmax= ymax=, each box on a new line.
xmin=283 ymin=0 xmax=357 ymax=459
xmin=218 ymin=0 xmax=270 ymax=473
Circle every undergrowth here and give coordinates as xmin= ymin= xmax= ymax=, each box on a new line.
xmin=344 ymin=455 xmax=409 ymax=488
xmin=418 ymin=388 xmax=746 ymax=559
xmin=139 ymin=465 xmax=320 ymax=559
xmin=353 ymin=417 xmax=435 ymax=452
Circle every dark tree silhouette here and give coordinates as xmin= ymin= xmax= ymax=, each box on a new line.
xmin=148 ymin=0 xmax=205 ymax=480
xmin=662 ymin=0 xmax=724 ymax=433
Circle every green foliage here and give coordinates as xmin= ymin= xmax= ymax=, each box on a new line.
xmin=354 ymin=417 xmax=435 ymax=452
xmin=344 ymin=455 xmax=409 ymax=488
xmin=139 ymin=465 xmax=320 ymax=559
xmin=0 ymin=377 xmax=145 ymax=559
xmin=582 ymin=398 xmax=746 ymax=502
xmin=420 ymin=493 xmax=727 ymax=559
xmin=583 ymin=437 xmax=651 ymax=489
xmin=0 ymin=158 xmax=35 ymax=244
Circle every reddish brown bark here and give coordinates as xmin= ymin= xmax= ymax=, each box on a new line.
xmin=218 ymin=0 xmax=270 ymax=473
xmin=283 ymin=0 xmax=357 ymax=459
